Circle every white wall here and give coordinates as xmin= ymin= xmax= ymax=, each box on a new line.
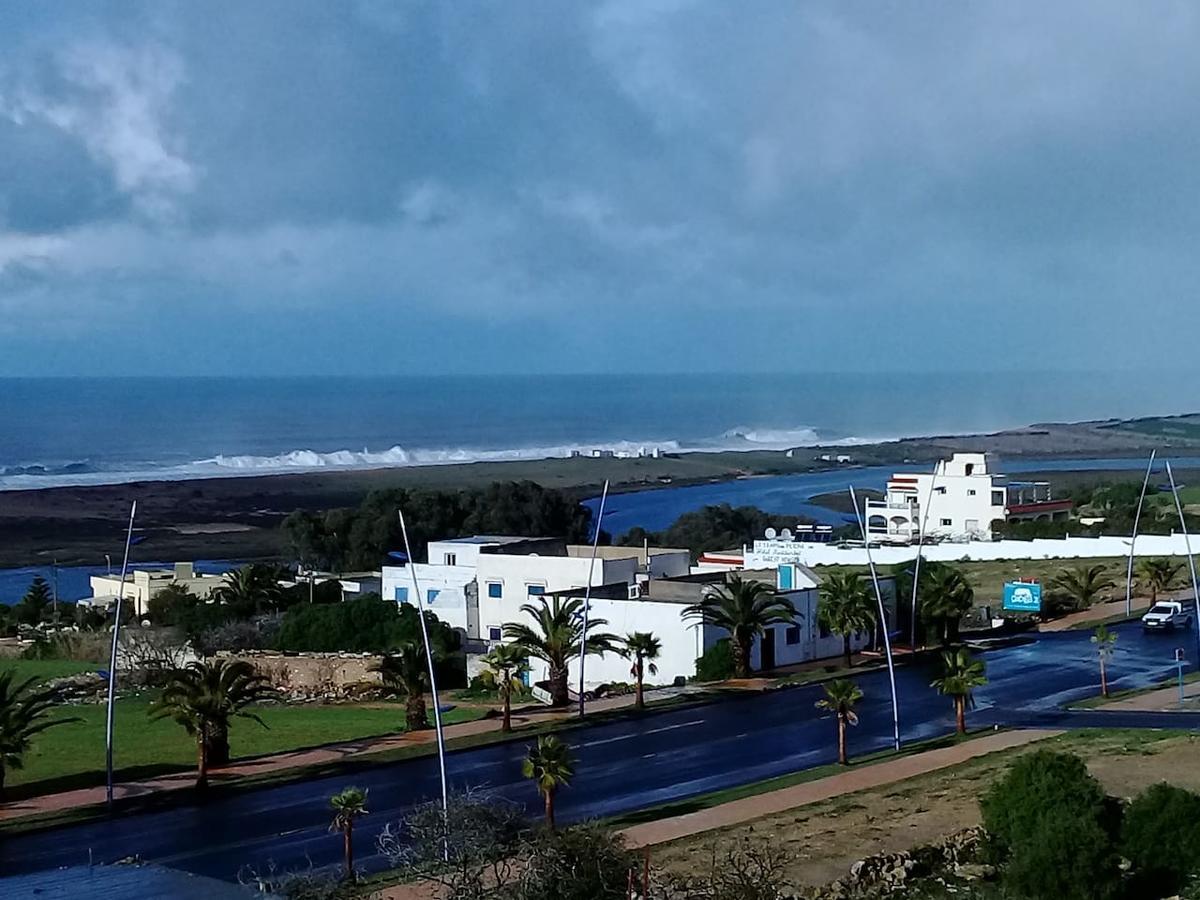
xmin=381 ymin=563 xmax=475 ymax=634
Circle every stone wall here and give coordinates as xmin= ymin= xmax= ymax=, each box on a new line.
xmin=217 ymin=650 xmax=383 ymax=700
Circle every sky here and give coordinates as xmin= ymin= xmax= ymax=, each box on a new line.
xmin=1 ymin=1 xmax=1199 ymax=376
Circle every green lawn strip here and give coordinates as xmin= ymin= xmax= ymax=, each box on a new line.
xmin=0 ymin=688 xmax=738 ymax=836
xmin=1069 ymin=669 xmax=1200 ymax=709
xmin=0 ymin=658 xmax=104 ymax=683
xmin=4 ymin=698 xmax=485 ymax=802
xmin=1064 ymin=609 xmax=1149 ymax=631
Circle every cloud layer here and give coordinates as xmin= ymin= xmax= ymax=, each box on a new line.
xmin=1 ymin=1 xmax=1198 ymax=374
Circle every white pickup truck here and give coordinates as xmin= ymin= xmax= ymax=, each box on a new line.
xmin=1141 ymin=601 xmax=1194 ymax=632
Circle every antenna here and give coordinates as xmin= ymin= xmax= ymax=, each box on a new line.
xmin=764 ymin=527 xmax=777 ymax=539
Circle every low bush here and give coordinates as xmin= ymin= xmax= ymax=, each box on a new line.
xmin=1122 ymin=782 xmax=1200 ymax=895
xmin=694 ymin=639 xmax=735 ymax=682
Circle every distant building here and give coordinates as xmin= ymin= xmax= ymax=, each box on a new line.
xmin=863 ymin=452 xmax=1071 ymax=544
xmin=88 ymin=562 xmax=227 ymax=618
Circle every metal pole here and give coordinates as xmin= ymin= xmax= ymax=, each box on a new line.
xmin=398 ymin=510 xmax=449 ymax=856
xmin=105 ymin=501 xmax=137 ymax=810
xmin=909 ymin=464 xmax=940 ymax=649
xmin=1125 ymin=450 xmax=1157 ymax=616
xmin=578 ymin=480 xmax=610 ymax=718
xmin=1164 ymin=461 xmax=1200 ymax=663
xmin=849 ymin=486 xmax=901 ymax=751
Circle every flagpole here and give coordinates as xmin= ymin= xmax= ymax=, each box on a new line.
xmin=398 ymin=510 xmax=449 ymax=854
xmin=1125 ymin=450 xmax=1157 ymax=617
xmin=909 ymin=463 xmax=940 ymax=650
xmin=1164 ymin=461 xmax=1200 ymax=663
xmin=105 ymin=501 xmax=137 ymax=811
xmin=850 ymin=486 xmax=901 ymax=751
xmin=578 ymin=480 xmax=610 ymax=718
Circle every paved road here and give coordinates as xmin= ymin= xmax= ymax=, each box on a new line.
xmin=3 ymin=621 xmax=1199 ymax=881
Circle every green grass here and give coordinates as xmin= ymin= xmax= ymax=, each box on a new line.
xmin=6 ymin=698 xmax=484 ymax=802
xmin=0 ymin=658 xmax=104 ymax=684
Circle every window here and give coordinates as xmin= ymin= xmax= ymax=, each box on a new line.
xmin=785 ymin=625 xmax=801 ymax=646
xmin=818 ymin=619 xmax=831 ymax=638
xmin=427 ymin=589 xmax=440 ymax=603
xmin=940 ymin=518 xmax=952 ymax=527
xmin=487 ymin=581 xmax=502 ymax=599
xmin=992 ymin=490 xmax=1005 ymax=506
xmin=527 ymin=584 xmax=545 ymax=597
xmin=967 ymin=489 xmax=976 ymax=496
xmin=444 ymin=553 xmax=457 ymax=566
xmin=936 ymin=486 xmax=947 ymax=494
xmin=489 ymin=627 xmax=502 ymax=641
xmin=393 ymin=586 xmax=409 ymax=602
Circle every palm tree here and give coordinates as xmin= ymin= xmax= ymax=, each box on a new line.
xmin=817 ymin=571 xmax=876 ymax=667
xmin=150 ymin=659 xmax=277 ymax=789
xmin=622 ymin=632 xmax=662 ymax=711
xmin=815 ymin=679 xmax=862 ymax=765
xmin=683 ymin=575 xmax=797 ymax=678
xmin=483 ymin=643 xmax=529 ymax=733
xmin=1049 ymin=564 xmax=1115 ymax=613
xmin=212 ymin=564 xmax=285 ymax=616
xmin=329 ymin=786 xmax=369 ymax=881
xmin=930 ymin=648 xmax=987 ymax=735
xmin=1138 ymin=558 xmax=1184 ymax=605
xmin=1091 ymin=624 xmax=1118 ymax=698
xmin=376 ymin=641 xmax=433 ymax=731
xmin=0 ymin=670 xmax=77 ymax=799
xmin=503 ymin=596 xmax=619 ymax=707
xmin=920 ymin=566 xmax=974 ymax=645
xmin=522 ymin=735 xmax=575 ymax=827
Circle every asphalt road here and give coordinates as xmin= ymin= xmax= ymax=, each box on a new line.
xmin=3 ymin=620 xmax=1200 ymax=882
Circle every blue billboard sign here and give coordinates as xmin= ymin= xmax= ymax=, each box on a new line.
xmin=1003 ymin=581 xmax=1042 ymax=612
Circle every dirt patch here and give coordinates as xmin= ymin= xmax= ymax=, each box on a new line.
xmin=650 ymin=730 xmax=1200 ymax=890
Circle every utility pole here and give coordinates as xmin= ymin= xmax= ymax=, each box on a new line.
xmin=578 ymin=481 xmax=610 ymax=718
xmin=105 ymin=501 xmax=138 ymax=811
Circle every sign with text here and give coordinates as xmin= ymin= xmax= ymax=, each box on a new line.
xmin=1003 ymin=581 xmax=1042 ymax=612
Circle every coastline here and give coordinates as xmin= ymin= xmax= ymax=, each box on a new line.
xmin=1 ymin=414 xmax=1197 ymax=569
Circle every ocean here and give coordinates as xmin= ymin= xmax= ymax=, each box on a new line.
xmin=0 ymin=372 xmax=1195 ymax=490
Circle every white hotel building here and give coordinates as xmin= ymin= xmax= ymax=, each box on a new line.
xmin=383 ymin=535 xmax=865 ymax=693
xmin=864 ymin=452 xmax=1071 ymax=544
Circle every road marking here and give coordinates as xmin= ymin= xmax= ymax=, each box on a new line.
xmin=573 ymin=720 xmax=703 ymax=749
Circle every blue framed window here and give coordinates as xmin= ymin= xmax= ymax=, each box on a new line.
xmin=487 ymin=581 xmax=503 ymax=599
xmin=393 ymin=586 xmax=409 ymax=602
xmin=427 ymin=588 xmax=440 ymax=603
xmin=527 ymin=584 xmax=545 ymax=597
xmin=489 ymin=626 xmax=503 ymax=641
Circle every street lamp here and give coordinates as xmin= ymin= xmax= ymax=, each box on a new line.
xmin=578 ymin=480 xmax=610 ymax=719
xmin=105 ymin=501 xmax=138 ymax=811
xmin=1125 ymin=450 xmax=1157 ymax=617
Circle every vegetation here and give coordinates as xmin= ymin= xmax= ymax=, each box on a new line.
xmin=815 ymin=678 xmax=862 ymax=765
xmin=694 ymin=638 xmax=735 ymax=682
xmin=617 ymin=503 xmax=825 ymax=559
xmin=622 ymin=632 xmax=661 ymax=710
xmin=212 ymin=564 xmax=287 ymax=616
xmin=1121 ymin=783 xmax=1200 ymax=896
xmin=14 ymin=576 xmax=53 ymax=626
xmin=919 ymin=564 xmax=974 ymax=646
xmin=283 ymin=480 xmax=595 ymax=571
xmin=1138 ymin=557 xmax=1184 ymax=604
xmin=0 ymin=670 xmax=77 ymax=798
xmin=1091 ymin=624 xmax=1118 ymax=698
xmin=980 ymin=750 xmax=1121 ymax=900
xmin=683 ymin=575 xmax=796 ymax=678
xmin=375 ymin=642 xmax=432 ymax=731
xmin=522 ymin=735 xmax=575 ymax=827
xmin=149 ymin=658 xmax=278 ymax=788
xmin=483 ymin=643 xmax=530 ymax=732
xmin=930 ymin=648 xmax=987 ymax=734
xmin=1048 ymin=564 xmax=1116 ymax=615
xmin=503 ymin=596 xmax=618 ymax=707
xmin=328 ymin=786 xmax=368 ymax=881
xmin=817 ymin=571 xmax=875 ymax=666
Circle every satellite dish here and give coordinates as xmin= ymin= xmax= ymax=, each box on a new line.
xmin=764 ymin=527 xmax=777 ymax=539
xmin=781 ymin=528 xmax=793 ymax=540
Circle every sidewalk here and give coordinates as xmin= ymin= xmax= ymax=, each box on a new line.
xmin=1096 ymin=680 xmax=1200 ymax=712
xmin=1040 ymin=589 xmax=1194 ymax=633
xmin=0 ymin=687 xmax=713 ymax=824
xmin=372 ymin=728 xmax=1060 ymax=900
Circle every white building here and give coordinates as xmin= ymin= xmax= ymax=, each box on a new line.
xmin=863 ymin=452 xmax=1069 ymax=544
xmin=383 ymin=536 xmax=869 ymax=695
xmin=89 ymin=563 xmax=227 ymax=618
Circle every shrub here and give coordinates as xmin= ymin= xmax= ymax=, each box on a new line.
xmin=1122 ymin=783 xmax=1200 ymax=894
xmin=694 ymin=639 xmax=735 ymax=682
xmin=980 ymin=750 xmax=1121 ymax=900
xmin=514 ymin=823 xmax=637 ymax=900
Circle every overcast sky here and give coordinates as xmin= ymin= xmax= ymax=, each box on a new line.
xmin=2 ymin=2 xmax=1198 ymax=376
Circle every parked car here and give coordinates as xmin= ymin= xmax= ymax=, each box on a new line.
xmin=1142 ymin=601 xmax=1194 ymax=632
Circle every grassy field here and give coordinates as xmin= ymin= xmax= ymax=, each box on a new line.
xmin=7 ymin=697 xmax=485 ymax=800
xmin=0 ymin=658 xmax=104 ymax=684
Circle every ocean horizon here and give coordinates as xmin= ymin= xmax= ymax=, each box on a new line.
xmin=1 ymin=371 xmax=1195 ymax=490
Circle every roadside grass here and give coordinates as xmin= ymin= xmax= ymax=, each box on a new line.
xmin=5 ymin=698 xmax=486 ymax=802
xmin=1070 ymin=669 xmax=1200 ymax=709
xmin=0 ymin=658 xmax=104 ymax=683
